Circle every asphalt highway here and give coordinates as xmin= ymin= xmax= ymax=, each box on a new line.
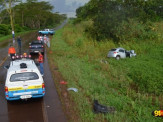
xmin=0 ymin=31 xmax=67 ymax=122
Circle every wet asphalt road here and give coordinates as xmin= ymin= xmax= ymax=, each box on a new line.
xmin=0 ymin=29 xmax=67 ymax=122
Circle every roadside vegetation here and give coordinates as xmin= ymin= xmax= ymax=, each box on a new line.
xmin=49 ymin=0 xmax=163 ymax=121
xmin=0 ymin=30 xmax=35 ymax=42
xmin=49 ymin=20 xmax=163 ymax=121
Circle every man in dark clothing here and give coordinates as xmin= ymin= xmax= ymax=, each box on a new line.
xmin=17 ymin=36 xmax=21 ymax=54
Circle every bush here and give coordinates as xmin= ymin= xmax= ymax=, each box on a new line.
xmin=0 ymin=24 xmax=10 ymax=36
xmin=114 ymin=19 xmax=158 ymax=42
xmin=14 ymin=24 xmax=25 ymax=33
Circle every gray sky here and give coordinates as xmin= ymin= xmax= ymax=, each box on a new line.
xmin=40 ymin=0 xmax=89 ymax=17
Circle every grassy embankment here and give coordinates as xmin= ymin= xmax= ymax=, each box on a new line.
xmin=49 ymin=20 xmax=163 ymax=121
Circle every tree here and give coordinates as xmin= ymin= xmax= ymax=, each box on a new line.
xmin=1 ymin=0 xmax=20 ymax=32
xmin=75 ymin=0 xmax=163 ymax=41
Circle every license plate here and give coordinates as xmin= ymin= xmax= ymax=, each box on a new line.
xmin=34 ymin=51 xmax=39 ymax=52
xmin=20 ymin=95 xmax=32 ymax=99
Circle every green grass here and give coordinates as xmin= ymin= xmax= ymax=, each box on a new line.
xmin=49 ymin=21 xmax=163 ymax=121
xmin=0 ymin=30 xmax=36 ymax=42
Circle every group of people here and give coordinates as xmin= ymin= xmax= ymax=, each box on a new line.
xmin=37 ymin=35 xmax=50 ymax=47
xmin=8 ymin=35 xmax=46 ymax=76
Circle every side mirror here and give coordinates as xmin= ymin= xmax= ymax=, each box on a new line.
xmin=4 ymin=65 xmax=10 ymax=69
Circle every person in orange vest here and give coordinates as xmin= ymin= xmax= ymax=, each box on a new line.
xmin=8 ymin=45 xmax=16 ymax=60
xmin=38 ymin=52 xmax=44 ymax=76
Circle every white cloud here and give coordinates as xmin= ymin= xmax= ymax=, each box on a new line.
xmin=65 ymin=0 xmax=89 ymax=6
xmin=39 ymin=0 xmax=89 ymax=18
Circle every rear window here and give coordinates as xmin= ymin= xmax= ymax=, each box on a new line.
xmin=10 ymin=72 xmax=39 ymax=82
xmin=110 ymin=49 xmax=116 ymax=51
xmin=31 ymin=41 xmax=43 ymax=45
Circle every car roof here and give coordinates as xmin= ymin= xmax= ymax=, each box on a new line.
xmin=8 ymin=59 xmax=38 ymax=74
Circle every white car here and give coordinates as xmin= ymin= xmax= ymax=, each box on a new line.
xmin=4 ymin=57 xmax=45 ymax=101
xmin=107 ymin=47 xmax=136 ymax=60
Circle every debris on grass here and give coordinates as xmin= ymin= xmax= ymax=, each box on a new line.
xmin=60 ymin=81 xmax=68 ymax=85
xmin=100 ymin=59 xmax=108 ymax=64
xmin=67 ymin=88 xmax=78 ymax=92
xmin=93 ymin=100 xmax=116 ymax=114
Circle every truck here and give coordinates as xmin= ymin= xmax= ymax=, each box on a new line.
xmin=38 ymin=29 xmax=55 ymax=35
xmin=4 ymin=56 xmax=45 ymax=100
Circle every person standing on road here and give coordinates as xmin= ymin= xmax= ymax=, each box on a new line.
xmin=38 ymin=52 xmax=44 ymax=76
xmin=43 ymin=35 xmax=47 ymax=44
xmin=12 ymin=31 xmax=15 ymax=44
xmin=8 ymin=45 xmax=16 ymax=60
xmin=37 ymin=35 xmax=41 ymax=41
xmin=46 ymin=35 xmax=50 ymax=48
xmin=17 ymin=36 xmax=22 ymax=54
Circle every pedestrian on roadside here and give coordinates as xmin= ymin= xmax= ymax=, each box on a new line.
xmin=40 ymin=35 xmax=44 ymax=43
xmin=17 ymin=36 xmax=22 ymax=54
xmin=38 ymin=52 xmax=44 ymax=76
xmin=43 ymin=35 xmax=47 ymax=45
xmin=12 ymin=30 xmax=15 ymax=44
xmin=46 ymin=35 xmax=50 ymax=48
xmin=37 ymin=35 xmax=41 ymax=41
xmin=8 ymin=45 xmax=16 ymax=60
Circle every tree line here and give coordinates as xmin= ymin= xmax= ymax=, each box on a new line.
xmin=0 ymin=0 xmax=66 ymax=37
xmin=75 ymin=0 xmax=163 ymax=42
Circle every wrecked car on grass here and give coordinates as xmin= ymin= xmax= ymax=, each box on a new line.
xmin=107 ymin=47 xmax=136 ymax=60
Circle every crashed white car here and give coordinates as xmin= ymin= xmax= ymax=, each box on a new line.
xmin=107 ymin=47 xmax=136 ymax=60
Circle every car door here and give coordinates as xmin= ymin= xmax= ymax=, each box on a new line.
xmin=119 ymin=49 xmax=126 ymax=58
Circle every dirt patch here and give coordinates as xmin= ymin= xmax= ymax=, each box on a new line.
xmin=47 ymin=50 xmax=81 ymax=122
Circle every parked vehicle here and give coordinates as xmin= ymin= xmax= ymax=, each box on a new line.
xmin=38 ymin=29 xmax=54 ymax=35
xmin=107 ymin=47 xmax=136 ymax=60
xmin=29 ymin=41 xmax=44 ymax=54
xmin=4 ymin=56 xmax=45 ymax=100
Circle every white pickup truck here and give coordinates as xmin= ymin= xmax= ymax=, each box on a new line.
xmin=38 ymin=29 xmax=55 ymax=35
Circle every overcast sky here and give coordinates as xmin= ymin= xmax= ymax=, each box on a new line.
xmin=40 ymin=0 xmax=89 ymax=17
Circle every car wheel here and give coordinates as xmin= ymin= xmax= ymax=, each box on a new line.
xmin=116 ymin=56 xmax=120 ymax=60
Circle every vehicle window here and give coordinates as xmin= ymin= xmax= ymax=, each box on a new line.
xmin=119 ymin=49 xmax=124 ymax=52
xmin=110 ymin=49 xmax=116 ymax=51
xmin=10 ymin=72 xmax=39 ymax=82
xmin=31 ymin=41 xmax=43 ymax=45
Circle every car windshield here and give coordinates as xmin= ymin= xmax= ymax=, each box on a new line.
xmin=10 ymin=72 xmax=39 ymax=82
xmin=110 ymin=49 xmax=116 ymax=51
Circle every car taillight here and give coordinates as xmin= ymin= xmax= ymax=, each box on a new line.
xmin=29 ymin=46 xmax=31 ymax=48
xmin=114 ymin=52 xmax=117 ymax=54
xmin=42 ymin=83 xmax=45 ymax=89
xmin=5 ymin=86 xmax=8 ymax=92
xmin=41 ymin=45 xmax=44 ymax=48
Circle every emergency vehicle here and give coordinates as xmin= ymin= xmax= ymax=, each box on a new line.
xmin=4 ymin=55 xmax=45 ymax=100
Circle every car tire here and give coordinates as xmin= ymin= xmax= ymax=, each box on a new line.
xmin=116 ymin=56 xmax=120 ymax=60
